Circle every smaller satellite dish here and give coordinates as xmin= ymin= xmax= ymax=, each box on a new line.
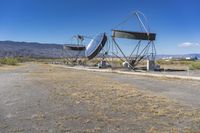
xmin=85 ymin=33 xmax=107 ymax=60
xmin=63 ymin=44 xmax=86 ymax=51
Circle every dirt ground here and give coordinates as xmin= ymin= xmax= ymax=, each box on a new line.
xmin=0 ymin=63 xmax=200 ymax=133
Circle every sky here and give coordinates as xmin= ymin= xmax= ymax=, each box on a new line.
xmin=0 ymin=0 xmax=200 ymax=55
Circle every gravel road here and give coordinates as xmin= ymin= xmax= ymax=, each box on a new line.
xmin=0 ymin=64 xmax=60 ymax=132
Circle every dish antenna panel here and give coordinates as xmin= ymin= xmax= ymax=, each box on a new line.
xmin=85 ymin=33 xmax=107 ymax=60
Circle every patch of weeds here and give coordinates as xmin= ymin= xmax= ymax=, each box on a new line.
xmin=0 ymin=58 xmax=19 ymax=65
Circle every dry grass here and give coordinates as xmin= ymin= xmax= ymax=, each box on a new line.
xmin=0 ymin=63 xmax=26 ymax=72
xmin=28 ymin=63 xmax=200 ymax=132
xmin=157 ymin=60 xmax=200 ymax=70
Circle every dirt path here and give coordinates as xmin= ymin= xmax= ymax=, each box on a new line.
xmin=0 ymin=63 xmax=200 ymax=132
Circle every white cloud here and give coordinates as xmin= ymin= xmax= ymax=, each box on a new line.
xmin=178 ymin=42 xmax=200 ymax=48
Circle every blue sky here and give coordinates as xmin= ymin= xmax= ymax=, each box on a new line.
xmin=0 ymin=0 xmax=200 ymax=54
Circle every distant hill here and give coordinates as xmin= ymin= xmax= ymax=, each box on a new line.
xmin=0 ymin=40 xmax=199 ymax=59
xmin=0 ymin=41 xmax=84 ymax=58
xmin=156 ymin=54 xmax=200 ymax=60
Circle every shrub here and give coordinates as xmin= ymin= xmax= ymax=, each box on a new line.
xmin=189 ymin=62 xmax=200 ymax=70
xmin=0 ymin=58 xmax=19 ymax=65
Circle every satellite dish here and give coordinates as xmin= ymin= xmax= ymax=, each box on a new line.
xmin=85 ymin=33 xmax=107 ymax=60
xmin=112 ymin=30 xmax=156 ymax=41
xmin=63 ymin=44 xmax=86 ymax=51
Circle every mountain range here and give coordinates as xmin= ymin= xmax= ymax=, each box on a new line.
xmin=0 ymin=40 xmax=199 ymax=59
xmin=0 ymin=40 xmax=84 ymax=58
xmin=156 ymin=54 xmax=200 ymax=59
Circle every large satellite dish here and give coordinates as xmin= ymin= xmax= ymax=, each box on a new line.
xmin=85 ymin=33 xmax=107 ymax=60
xmin=111 ymin=11 xmax=156 ymax=69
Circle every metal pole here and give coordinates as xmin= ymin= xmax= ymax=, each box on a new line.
xmin=135 ymin=12 xmax=149 ymax=35
xmin=112 ymin=37 xmax=135 ymax=70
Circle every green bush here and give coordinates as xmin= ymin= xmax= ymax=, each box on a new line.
xmin=0 ymin=58 xmax=19 ymax=65
xmin=189 ymin=62 xmax=200 ymax=70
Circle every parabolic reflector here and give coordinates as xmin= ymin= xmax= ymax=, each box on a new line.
xmin=85 ymin=33 xmax=107 ymax=60
xmin=112 ymin=30 xmax=156 ymax=41
xmin=63 ymin=44 xmax=86 ymax=51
